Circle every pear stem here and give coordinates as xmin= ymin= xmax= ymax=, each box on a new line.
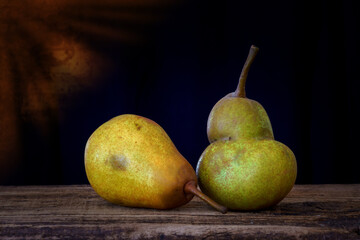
xmin=184 ymin=181 xmax=228 ymax=214
xmin=234 ymin=45 xmax=259 ymax=98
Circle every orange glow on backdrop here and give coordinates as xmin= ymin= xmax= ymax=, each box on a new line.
xmin=0 ymin=0 xmax=180 ymax=183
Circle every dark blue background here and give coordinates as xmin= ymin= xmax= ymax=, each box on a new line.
xmin=4 ymin=0 xmax=360 ymax=185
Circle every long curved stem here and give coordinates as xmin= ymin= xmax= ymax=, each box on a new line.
xmin=184 ymin=181 xmax=227 ymax=214
xmin=234 ymin=45 xmax=259 ymax=98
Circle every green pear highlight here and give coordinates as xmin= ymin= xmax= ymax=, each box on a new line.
xmin=197 ymin=45 xmax=297 ymax=211
xmin=85 ymin=114 xmax=227 ymax=213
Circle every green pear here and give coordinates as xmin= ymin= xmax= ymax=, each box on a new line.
xmin=85 ymin=114 xmax=227 ymax=213
xmin=207 ymin=46 xmax=273 ymax=142
xmin=197 ymin=138 xmax=297 ymax=210
xmin=197 ymin=45 xmax=297 ymax=211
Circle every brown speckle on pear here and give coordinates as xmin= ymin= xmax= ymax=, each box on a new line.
xmin=109 ymin=154 xmax=128 ymax=171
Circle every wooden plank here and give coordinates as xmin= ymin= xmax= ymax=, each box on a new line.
xmin=0 ymin=185 xmax=359 ymax=239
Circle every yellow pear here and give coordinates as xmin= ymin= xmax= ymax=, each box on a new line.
xmin=85 ymin=114 xmax=226 ymax=212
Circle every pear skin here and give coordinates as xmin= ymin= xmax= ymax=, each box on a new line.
xmin=207 ymin=95 xmax=274 ymax=142
xmin=197 ymin=138 xmax=297 ymax=210
xmin=85 ymin=114 xmax=227 ymax=213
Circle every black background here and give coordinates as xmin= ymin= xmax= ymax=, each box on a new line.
xmin=2 ymin=0 xmax=359 ymax=185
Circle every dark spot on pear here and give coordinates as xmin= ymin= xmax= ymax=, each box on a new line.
xmin=219 ymin=136 xmax=231 ymax=141
xmin=109 ymin=155 xmax=128 ymax=171
xmin=134 ymin=123 xmax=142 ymax=130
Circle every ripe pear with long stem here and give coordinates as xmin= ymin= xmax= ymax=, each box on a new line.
xmin=207 ymin=46 xmax=274 ymax=143
xmin=85 ymin=114 xmax=227 ymax=213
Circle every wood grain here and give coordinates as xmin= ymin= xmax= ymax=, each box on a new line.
xmin=1 ymin=185 xmax=359 ymax=239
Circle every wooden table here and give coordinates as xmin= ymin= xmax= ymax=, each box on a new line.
xmin=1 ymin=185 xmax=359 ymax=239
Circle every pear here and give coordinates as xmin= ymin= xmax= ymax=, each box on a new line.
xmin=207 ymin=46 xmax=274 ymax=142
xmin=197 ymin=138 xmax=297 ymax=210
xmin=197 ymin=45 xmax=297 ymax=211
xmin=85 ymin=114 xmax=227 ymax=213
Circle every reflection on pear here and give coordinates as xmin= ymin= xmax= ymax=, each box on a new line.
xmin=85 ymin=114 xmax=227 ymax=213
xmin=197 ymin=46 xmax=297 ymax=211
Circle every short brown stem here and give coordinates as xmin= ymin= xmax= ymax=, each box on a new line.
xmin=234 ymin=45 xmax=259 ymax=98
xmin=184 ymin=181 xmax=227 ymax=214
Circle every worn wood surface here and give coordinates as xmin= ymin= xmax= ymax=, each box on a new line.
xmin=0 ymin=185 xmax=359 ymax=239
